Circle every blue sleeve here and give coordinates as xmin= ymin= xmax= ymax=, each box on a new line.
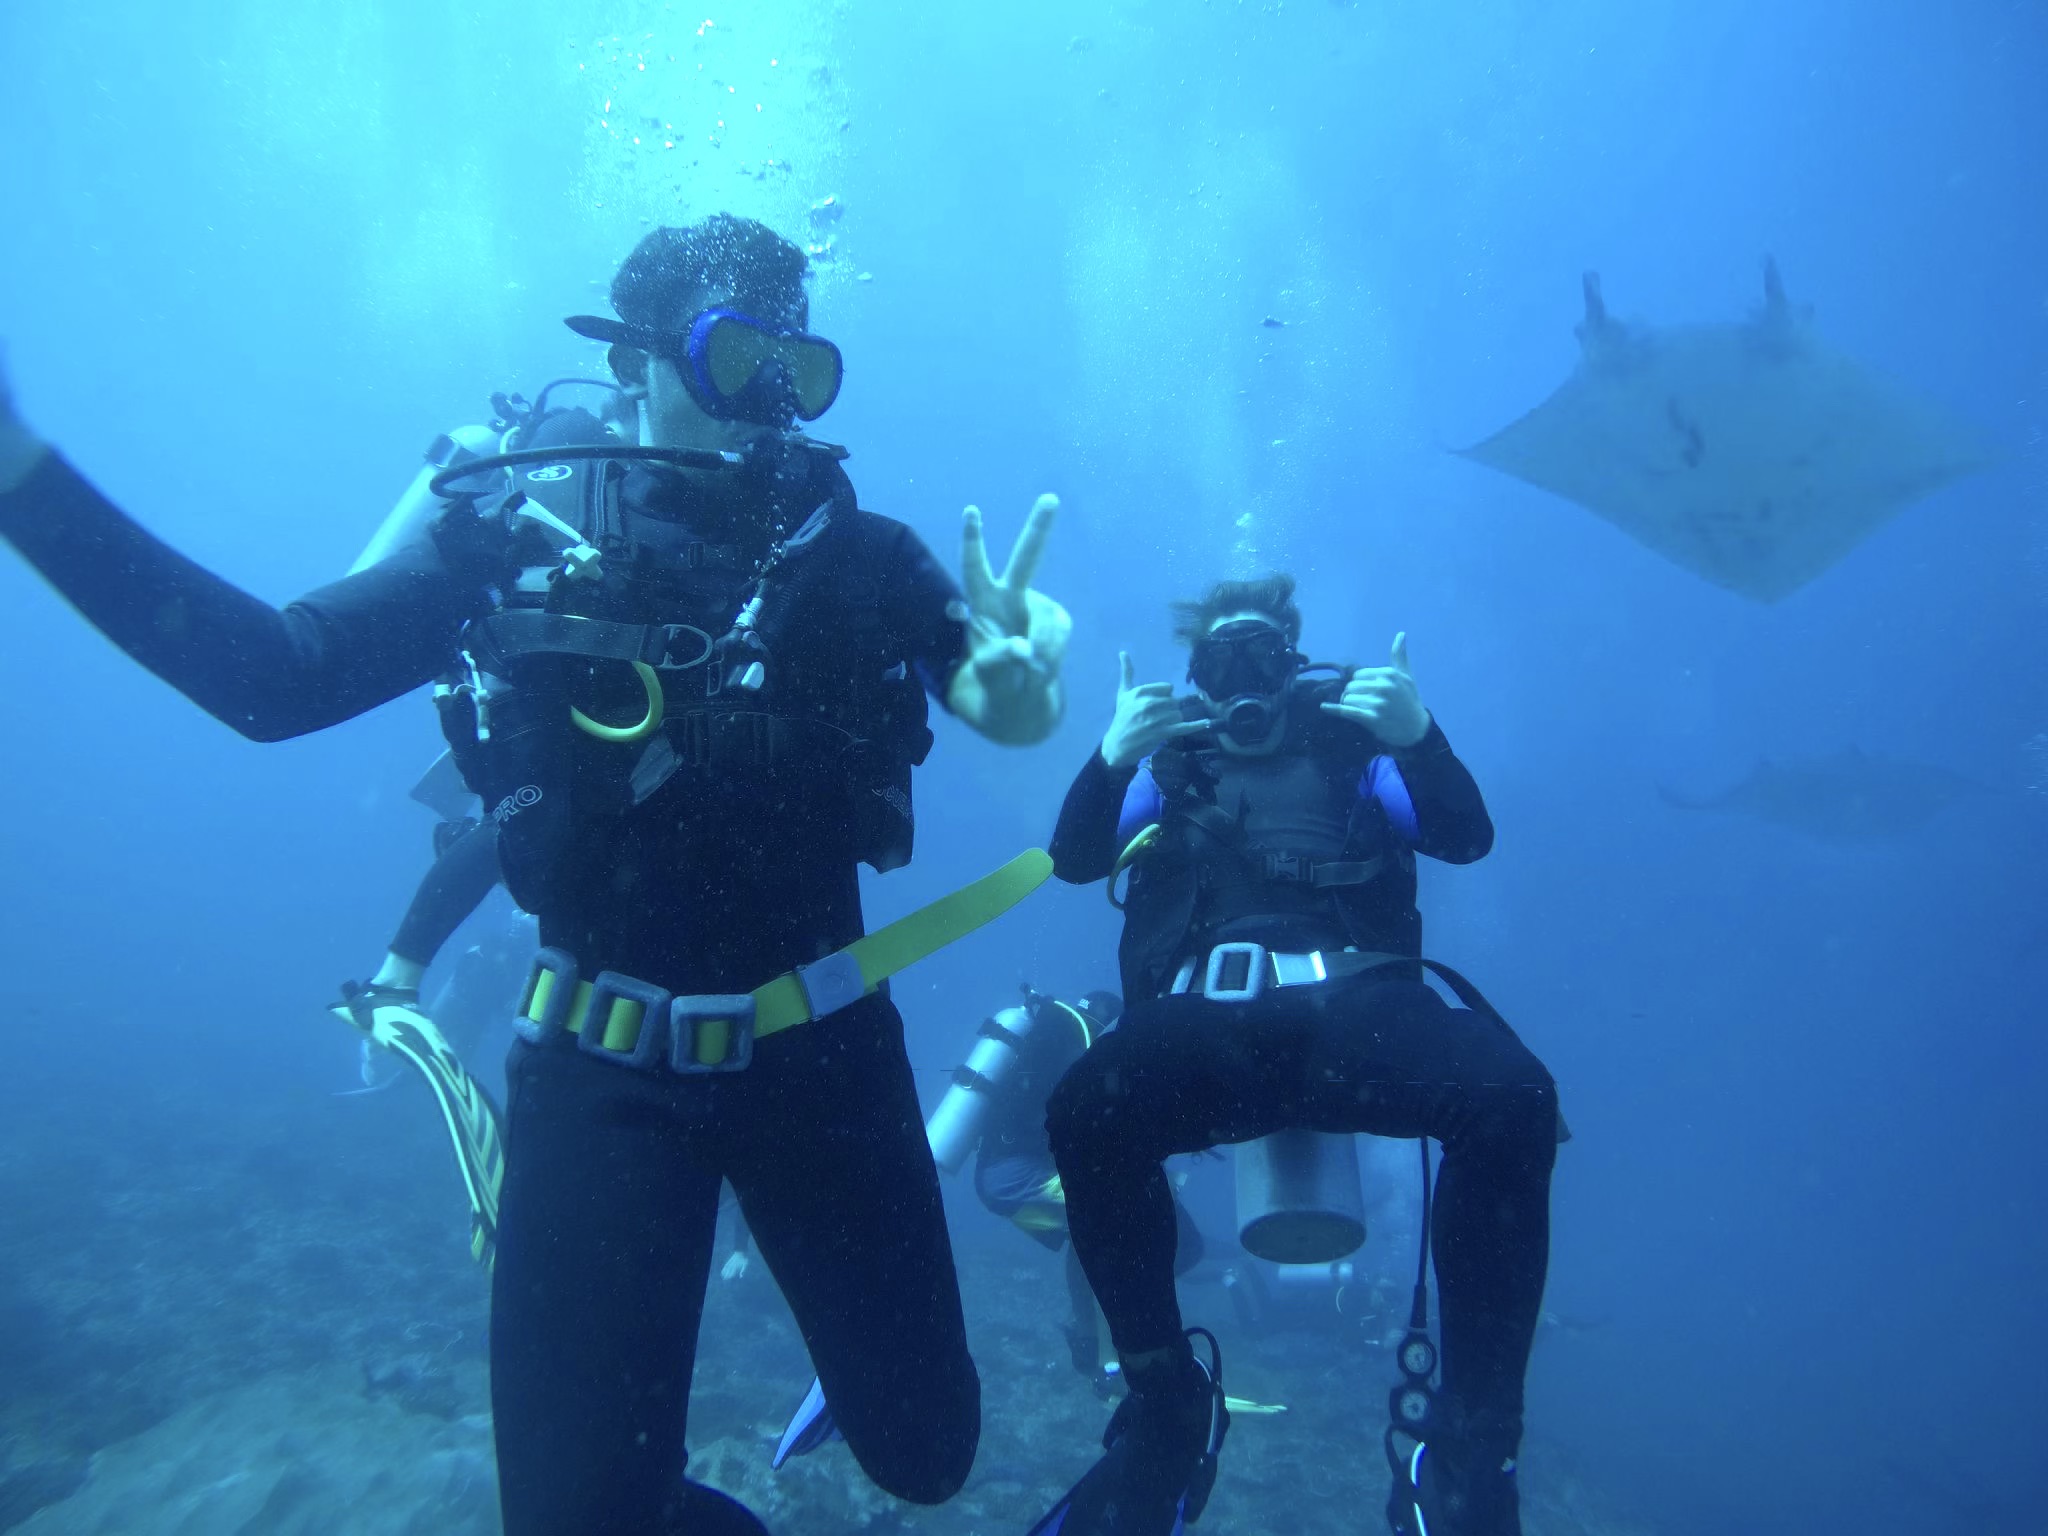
xmin=1117 ymin=759 xmax=1165 ymax=842
xmin=1362 ymin=719 xmax=1494 ymax=864
xmin=1363 ymin=756 xmax=1420 ymax=846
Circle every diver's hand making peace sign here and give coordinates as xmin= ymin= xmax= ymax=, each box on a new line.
xmin=0 ymin=345 xmax=52 ymax=494
xmin=946 ymin=493 xmax=1072 ymax=745
xmin=1321 ymin=631 xmax=1432 ymax=749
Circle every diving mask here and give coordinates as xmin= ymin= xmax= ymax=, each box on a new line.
xmin=1186 ymin=620 xmax=1304 ymax=744
xmin=565 ymin=307 xmax=844 ymax=426
xmin=676 ymin=308 xmax=843 ymax=424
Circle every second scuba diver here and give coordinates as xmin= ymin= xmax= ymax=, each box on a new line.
xmin=1037 ymin=575 xmax=1559 ymax=1536
xmin=0 ymin=214 xmax=1072 ymax=1536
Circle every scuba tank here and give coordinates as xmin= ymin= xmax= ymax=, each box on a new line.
xmin=1236 ymin=1129 xmax=1369 ymax=1265
xmin=351 ymin=380 xmax=626 ymax=575
xmin=926 ymin=998 xmax=1041 ymax=1175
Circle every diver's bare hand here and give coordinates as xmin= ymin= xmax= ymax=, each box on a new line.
xmin=1321 ymin=632 xmax=1431 ymax=749
xmin=1101 ymin=652 xmax=1204 ymax=769
xmin=960 ymin=495 xmax=1072 ymax=663
xmin=949 ymin=494 xmax=1071 ymax=744
xmin=0 ymin=344 xmax=51 ymax=494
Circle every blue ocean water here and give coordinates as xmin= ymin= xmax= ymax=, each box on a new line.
xmin=0 ymin=2 xmax=2043 ymax=1533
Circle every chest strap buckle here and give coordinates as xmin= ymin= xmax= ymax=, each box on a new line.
xmin=1262 ymin=852 xmax=1309 ymax=882
xmin=652 ymin=624 xmax=716 ymax=670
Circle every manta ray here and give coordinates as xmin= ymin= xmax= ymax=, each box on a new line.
xmin=1459 ymin=261 xmax=1989 ymax=601
xmin=1657 ymin=745 xmax=1995 ymax=842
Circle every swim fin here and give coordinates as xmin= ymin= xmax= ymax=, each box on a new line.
xmin=1026 ymin=1330 xmax=1229 ymax=1536
xmin=1222 ymin=1396 xmax=1285 ymax=1417
xmin=772 ymin=1375 xmax=842 ymax=1468
xmin=331 ymin=982 xmax=507 ymax=1268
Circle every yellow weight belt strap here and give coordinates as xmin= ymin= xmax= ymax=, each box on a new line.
xmin=751 ymin=847 xmax=1055 ymax=1038
xmin=526 ymin=848 xmax=1056 ymax=1068
xmin=330 ymin=995 xmax=507 ymax=1269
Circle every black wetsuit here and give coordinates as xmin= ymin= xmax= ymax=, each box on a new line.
xmin=1 ymin=452 xmax=978 ymax=1535
xmin=390 ymin=815 xmax=503 ymax=969
xmin=1044 ymin=714 xmax=1557 ymax=1472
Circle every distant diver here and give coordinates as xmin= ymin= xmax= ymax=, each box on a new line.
xmin=1657 ymin=744 xmax=1995 ymax=842
xmin=332 ymin=391 xmax=640 ymax=1263
xmin=927 ymin=986 xmax=1207 ymax=1387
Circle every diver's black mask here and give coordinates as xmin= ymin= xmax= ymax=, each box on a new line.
xmin=1187 ymin=620 xmax=1304 ymax=744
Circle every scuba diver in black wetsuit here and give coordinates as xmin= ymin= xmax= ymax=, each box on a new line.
xmin=0 ymin=215 xmax=1075 ymax=1536
xmin=1034 ymin=575 xmax=1558 ymax=1536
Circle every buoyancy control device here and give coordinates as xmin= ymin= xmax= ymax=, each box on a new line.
xmin=1116 ymin=678 xmax=1424 ymax=1003
xmin=422 ymin=396 xmax=933 ymax=918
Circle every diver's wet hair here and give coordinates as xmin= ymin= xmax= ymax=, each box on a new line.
xmin=1170 ymin=573 xmax=1302 ymax=648
xmin=610 ymin=215 xmax=810 ymax=332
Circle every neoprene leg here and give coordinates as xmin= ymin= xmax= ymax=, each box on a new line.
xmin=491 ymin=1041 xmax=740 ymax=1536
xmin=1293 ymin=976 xmax=1558 ymax=1449
xmin=1048 ymin=992 xmax=1291 ymax=1358
xmin=1052 ymin=972 xmax=1555 ymax=1450
xmin=728 ymin=994 xmax=979 ymax=1505
xmin=1061 ymin=1242 xmax=1105 ymax=1376
xmin=1427 ymin=1071 xmax=1555 ymax=1450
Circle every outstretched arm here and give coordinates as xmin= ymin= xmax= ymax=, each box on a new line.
xmin=0 ymin=354 xmax=498 ymax=740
